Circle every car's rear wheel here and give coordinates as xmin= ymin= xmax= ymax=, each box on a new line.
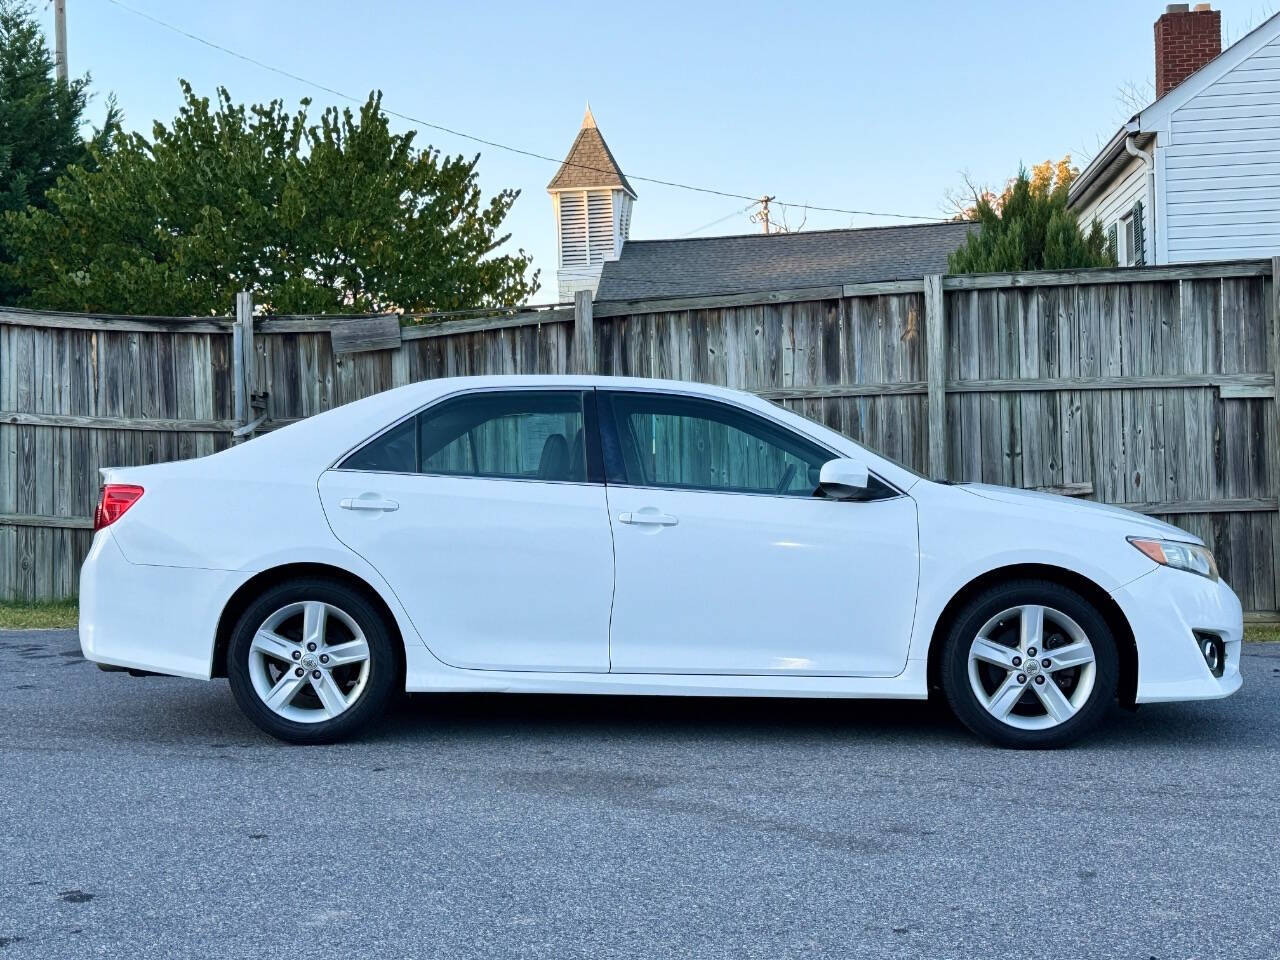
xmin=940 ymin=579 xmax=1119 ymax=749
xmin=227 ymin=579 xmax=398 ymax=744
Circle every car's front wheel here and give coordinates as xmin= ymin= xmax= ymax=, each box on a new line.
xmin=940 ymin=579 xmax=1119 ymax=748
xmin=227 ymin=579 xmax=398 ymax=744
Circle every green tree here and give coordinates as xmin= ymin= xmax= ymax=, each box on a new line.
xmin=4 ymin=83 xmax=538 ymax=315
xmin=947 ymin=158 xmax=1114 ymax=274
xmin=0 ymin=0 xmax=118 ymax=303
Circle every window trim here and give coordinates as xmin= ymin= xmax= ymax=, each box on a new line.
xmin=331 ymin=386 xmax=605 ymax=486
xmin=1119 ymin=212 xmax=1135 ymax=267
xmin=596 ymin=388 xmax=903 ymax=501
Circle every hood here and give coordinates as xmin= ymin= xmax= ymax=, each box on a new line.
xmin=955 ymin=483 xmax=1200 ymax=543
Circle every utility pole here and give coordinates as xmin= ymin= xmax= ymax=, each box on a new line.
xmin=751 ymin=195 xmax=776 ymax=235
xmin=53 ymin=0 xmax=68 ymax=83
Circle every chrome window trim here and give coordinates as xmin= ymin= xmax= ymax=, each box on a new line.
xmin=330 ymin=467 xmax=601 ymax=490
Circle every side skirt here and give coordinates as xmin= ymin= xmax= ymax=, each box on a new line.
xmin=403 ymin=646 xmax=929 ymax=699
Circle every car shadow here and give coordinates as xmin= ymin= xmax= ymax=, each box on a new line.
xmin=384 ymin=690 xmax=964 ymax=740
xmin=66 ymin=652 xmax=1276 ymax=753
xmin=361 ymin=690 xmax=1260 ymax=751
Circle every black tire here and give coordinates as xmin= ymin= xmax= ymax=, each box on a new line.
xmin=226 ymin=578 xmax=399 ymax=744
xmin=939 ymin=579 xmax=1119 ymax=749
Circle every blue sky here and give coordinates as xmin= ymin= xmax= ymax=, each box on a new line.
xmin=47 ymin=1 xmax=1276 ymax=302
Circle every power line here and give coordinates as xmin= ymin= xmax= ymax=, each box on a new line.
xmin=681 ymin=202 xmax=759 ymax=237
xmin=104 ymin=0 xmax=947 ymax=223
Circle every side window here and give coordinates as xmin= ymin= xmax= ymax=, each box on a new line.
xmin=419 ymin=391 xmax=588 ymax=481
xmin=341 ymin=417 xmax=417 ymax=473
xmin=603 ymin=392 xmax=829 ymax=496
xmin=340 ymin=390 xmax=590 ymax=483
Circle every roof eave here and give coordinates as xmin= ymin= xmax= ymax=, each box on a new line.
xmin=1067 ymin=120 xmax=1146 ymax=210
xmin=547 ymin=183 xmax=637 ymax=200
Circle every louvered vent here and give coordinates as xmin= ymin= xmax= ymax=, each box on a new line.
xmin=559 ymin=192 xmax=587 ymax=267
xmin=587 ymin=190 xmax=613 ymax=264
xmin=619 ymin=198 xmax=631 ymax=241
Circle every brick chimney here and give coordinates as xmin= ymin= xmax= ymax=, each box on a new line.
xmin=1155 ymin=3 xmax=1222 ymax=97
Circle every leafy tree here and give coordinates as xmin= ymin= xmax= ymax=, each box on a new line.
xmin=947 ymin=158 xmax=1114 ymax=274
xmin=0 ymin=0 xmax=118 ymax=303
xmin=4 ymin=83 xmax=538 ymax=315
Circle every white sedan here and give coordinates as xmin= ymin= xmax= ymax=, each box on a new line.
xmin=80 ymin=375 xmax=1242 ymax=747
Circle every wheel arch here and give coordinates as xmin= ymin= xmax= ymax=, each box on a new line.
xmin=924 ymin=563 xmax=1138 ymax=708
xmin=212 ymin=562 xmax=407 ymax=683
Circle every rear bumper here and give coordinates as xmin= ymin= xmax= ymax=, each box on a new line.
xmin=1110 ymin=566 xmax=1244 ymax=704
xmin=79 ymin=530 xmax=250 ymax=680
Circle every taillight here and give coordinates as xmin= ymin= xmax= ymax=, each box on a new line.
xmin=94 ymin=484 xmax=144 ymax=531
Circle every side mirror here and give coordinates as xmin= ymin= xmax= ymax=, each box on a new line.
xmin=819 ymin=457 xmax=870 ymax=500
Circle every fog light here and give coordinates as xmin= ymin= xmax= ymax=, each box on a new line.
xmin=1194 ymin=631 xmax=1225 ymax=678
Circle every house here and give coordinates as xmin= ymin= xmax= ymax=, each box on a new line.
xmin=547 ymin=110 xmax=972 ymax=303
xmin=1069 ymin=4 xmax=1280 ymax=266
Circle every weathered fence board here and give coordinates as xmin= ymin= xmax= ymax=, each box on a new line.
xmin=4 ymin=261 xmax=1280 ymax=612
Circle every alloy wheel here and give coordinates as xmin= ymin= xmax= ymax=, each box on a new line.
xmin=966 ymin=604 xmax=1097 ymax=730
xmin=246 ymin=600 xmax=372 ymax=724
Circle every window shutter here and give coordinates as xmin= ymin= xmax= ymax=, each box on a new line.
xmin=1107 ymin=223 xmax=1119 ymax=264
xmin=1131 ymin=200 xmax=1145 ymax=266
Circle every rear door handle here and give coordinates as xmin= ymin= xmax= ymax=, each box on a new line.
xmin=340 ymin=497 xmax=399 ymax=512
xmin=619 ymin=510 xmax=678 ymax=527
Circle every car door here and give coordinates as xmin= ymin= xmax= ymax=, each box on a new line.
xmin=600 ymin=390 xmax=919 ymax=677
xmin=318 ymin=387 xmax=614 ymax=672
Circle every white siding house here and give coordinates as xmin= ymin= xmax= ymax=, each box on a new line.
xmin=1069 ymin=7 xmax=1280 ymax=265
xmin=1163 ymin=28 xmax=1280 ymax=260
xmin=1071 ymin=153 xmax=1153 ymax=266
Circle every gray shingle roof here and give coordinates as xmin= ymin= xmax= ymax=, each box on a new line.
xmin=595 ymin=221 xmax=974 ymax=302
xmin=547 ymin=109 xmax=637 ymax=197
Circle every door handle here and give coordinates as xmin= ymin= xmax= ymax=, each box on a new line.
xmin=619 ymin=510 xmax=678 ymax=527
xmin=339 ymin=497 xmax=400 ymax=512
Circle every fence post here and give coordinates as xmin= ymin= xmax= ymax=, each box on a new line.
xmin=924 ymin=274 xmax=947 ymax=479
xmin=571 ymin=290 xmax=596 ymax=374
xmin=233 ymin=291 xmax=255 ymax=440
xmin=1270 ymin=257 xmax=1280 ymax=611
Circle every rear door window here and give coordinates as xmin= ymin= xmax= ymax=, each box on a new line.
xmin=341 ymin=390 xmax=592 ymax=483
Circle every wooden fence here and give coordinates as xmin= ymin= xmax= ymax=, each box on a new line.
xmin=3 ymin=258 xmax=1278 ymax=615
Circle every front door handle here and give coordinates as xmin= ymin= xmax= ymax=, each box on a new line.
xmin=619 ymin=510 xmax=678 ymax=527
xmin=340 ymin=497 xmax=400 ymax=512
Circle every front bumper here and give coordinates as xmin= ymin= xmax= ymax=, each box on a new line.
xmin=79 ymin=530 xmax=250 ymax=680
xmin=1110 ymin=566 xmax=1244 ymax=703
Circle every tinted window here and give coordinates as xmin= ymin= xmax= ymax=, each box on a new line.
xmin=604 ymin=392 xmax=829 ymax=496
xmin=341 ymin=390 xmax=589 ymax=483
xmin=341 ymin=417 xmax=417 ymax=473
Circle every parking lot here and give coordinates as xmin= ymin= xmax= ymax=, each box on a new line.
xmin=1 ymin=627 xmax=1277 ymax=959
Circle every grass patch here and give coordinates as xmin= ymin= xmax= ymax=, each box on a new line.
xmin=0 ymin=599 xmax=79 ymax=630
xmin=1245 ymin=623 xmax=1280 ymax=644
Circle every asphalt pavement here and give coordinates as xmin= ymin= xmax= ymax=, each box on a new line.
xmin=1 ymin=628 xmax=1278 ymax=959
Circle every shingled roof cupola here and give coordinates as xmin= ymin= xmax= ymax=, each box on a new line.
xmin=548 ymin=105 xmax=637 ymax=301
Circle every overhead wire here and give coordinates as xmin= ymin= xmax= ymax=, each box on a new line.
xmin=105 ymin=0 xmax=947 ymax=223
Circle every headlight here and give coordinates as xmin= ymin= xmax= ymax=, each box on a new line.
xmin=1128 ymin=536 xmax=1219 ymax=581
